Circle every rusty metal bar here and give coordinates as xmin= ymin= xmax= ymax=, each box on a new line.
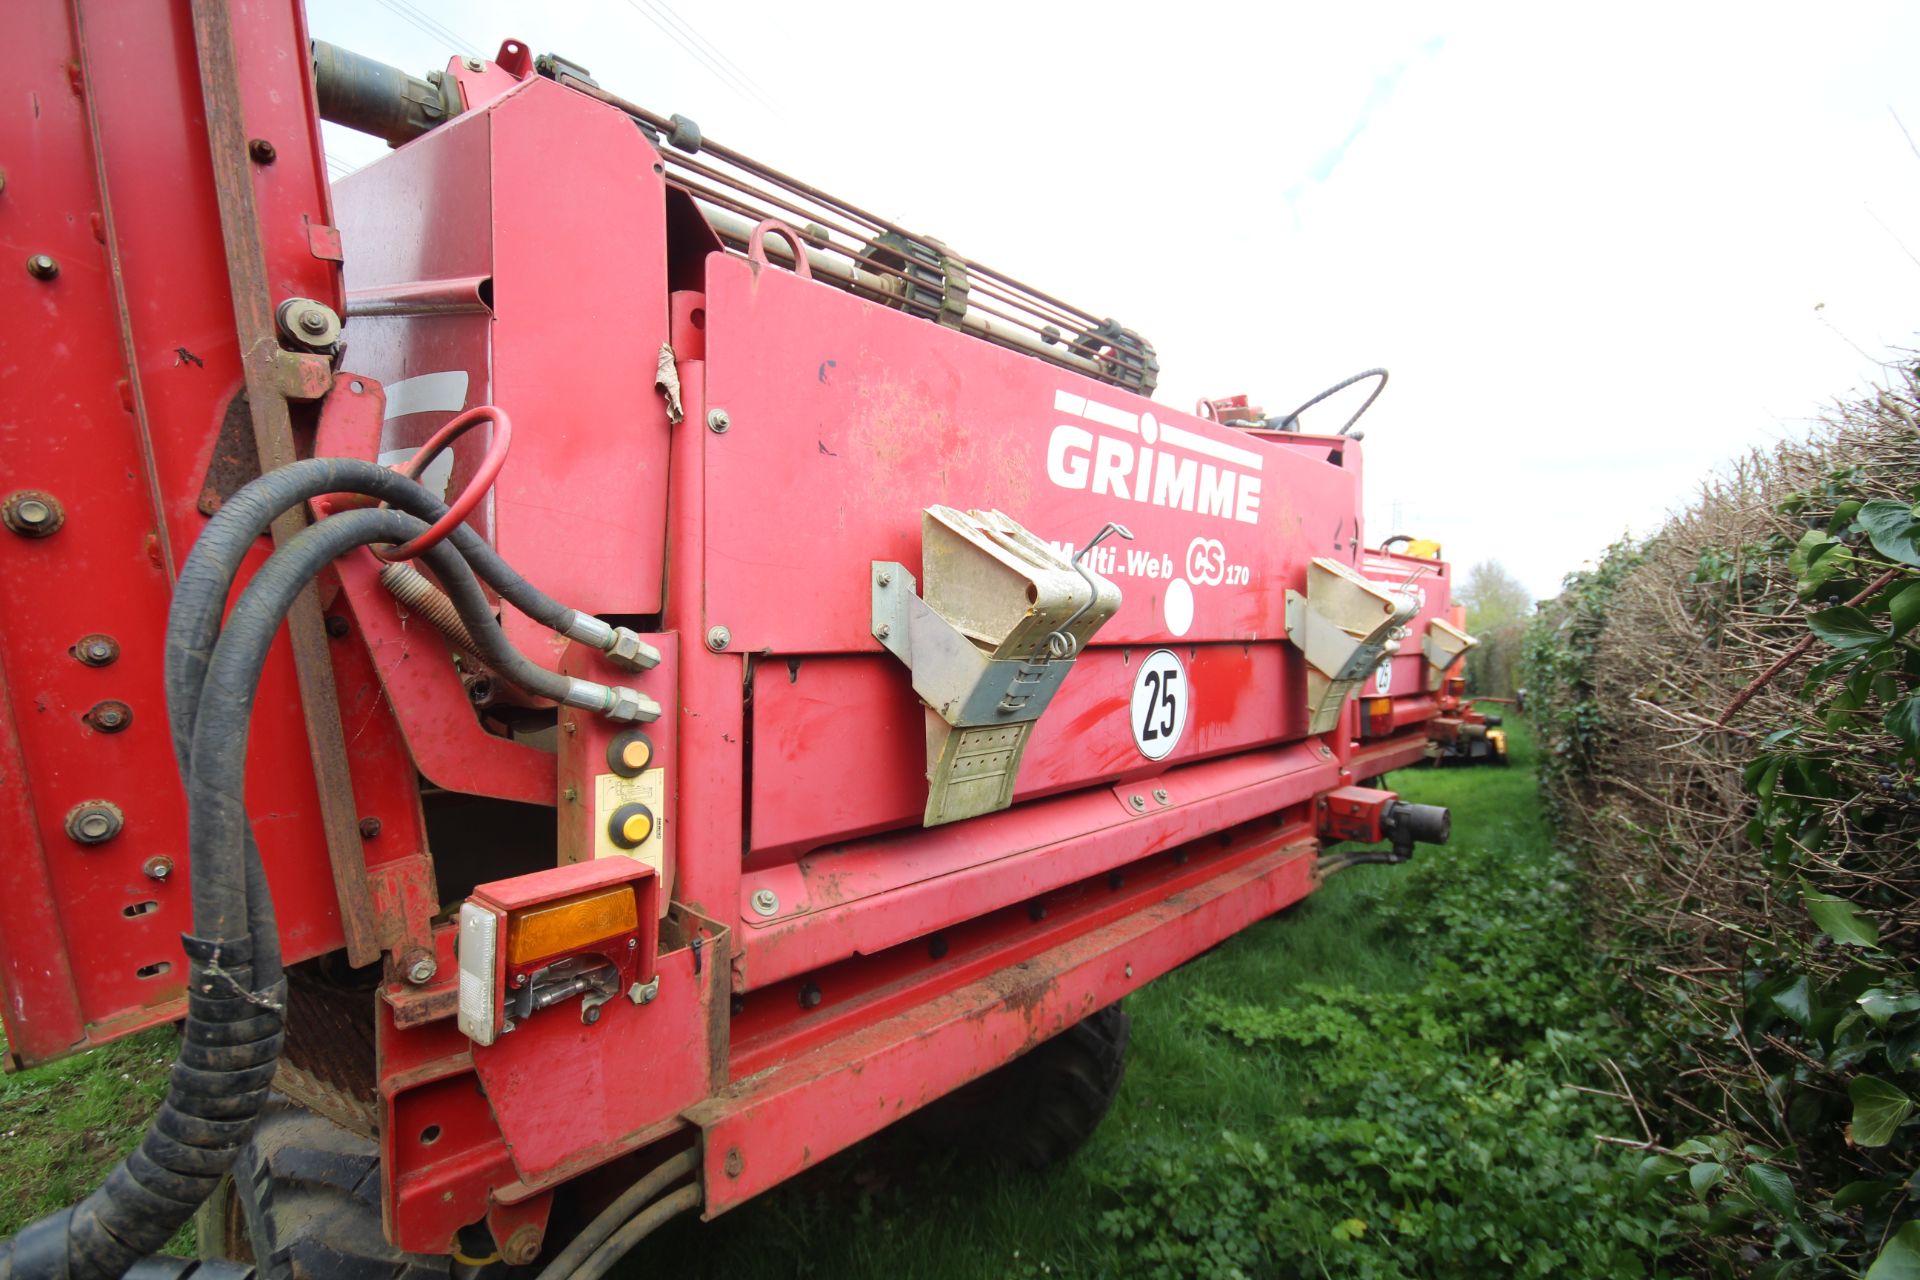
xmin=190 ymin=0 xmax=382 ymax=965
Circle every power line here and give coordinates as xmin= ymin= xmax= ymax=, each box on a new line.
xmin=371 ymin=0 xmax=480 ymax=58
xmin=637 ymin=0 xmax=772 ymax=109
xmin=621 ymin=0 xmax=773 ymax=113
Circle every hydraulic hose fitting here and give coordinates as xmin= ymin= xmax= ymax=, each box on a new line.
xmin=564 ymin=678 xmax=661 ymax=724
xmin=560 ymin=613 xmax=662 ymax=671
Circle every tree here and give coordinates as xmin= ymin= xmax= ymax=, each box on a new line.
xmin=1456 ymin=561 xmax=1533 ymax=697
xmin=1458 ymin=561 xmax=1534 ymax=634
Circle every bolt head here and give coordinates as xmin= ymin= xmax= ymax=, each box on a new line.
xmin=86 ymin=700 xmax=131 ymax=733
xmin=706 ymin=407 xmax=730 ymax=433
xmin=296 ymin=308 xmax=328 ymax=334
xmin=875 ymin=623 xmax=891 ymax=640
xmin=1127 ymin=793 xmax=1146 ymax=812
xmin=502 ymin=1226 xmax=543 ymax=1267
xmin=463 ymin=57 xmax=485 ymax=71
xmin=877 ymin=570 xmax=892 ymax=587
xmin=358 ymin=817 xmax=382 ymax=840
xmin=25 ymin=254 xmax=57 ymax=280
xmin=77 ymin=635 xmax=118 ymax=666
xmin=143 ymin=856 xmax=174 ymax=880
xmin=706 ymin=625 xmax=731 ymax=651
xmin=247 ymin=138 xmax=277 ymax=164
xmin=406 ymin=955 xmax=437 ymax=985
xmin=750 ymin=888 xmax=779 ymax=917
xmin=1152 ymin=788 xmax=1169 ymax=805
xmin=582 ymin=1004 xmax=602 ymax=1025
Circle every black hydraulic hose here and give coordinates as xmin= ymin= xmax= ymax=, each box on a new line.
xmin=570 ymin=1186 xmax=703 ymax=1280
xmin=162 ymin=457 xmax=591 ymax=981
xmin=0 ymin=509 xmax=520 ymax=1280
xmin=533 ymin=1150 xmax=698 ymax=1280
xmin=1268 ymin=367 xmax=1389 ymax=437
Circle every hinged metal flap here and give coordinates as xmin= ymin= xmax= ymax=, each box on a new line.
xmin=1422 ymin=617 xmax=1476 ymax=691
xmin=1284 ymin=557 xmax=1415 ymax=734
xmin=873 ymin=507 xmax=1121 ymax=826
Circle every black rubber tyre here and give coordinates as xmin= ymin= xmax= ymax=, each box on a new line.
xmin=197 ymin=1097 xmax=450 ymax=1280
xmin=908 ymin=1002 xmax=1130 ymax=1169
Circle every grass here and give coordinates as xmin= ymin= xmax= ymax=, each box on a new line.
xmin=0 ymin=1023 xmax=183 ymax=1244
xmin=649 ymin=715 xmax=1668 ymax=1277
xmin=0 ymin=716 xmax=1657 ymax=1275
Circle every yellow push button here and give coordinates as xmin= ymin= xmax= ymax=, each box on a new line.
xmin=607 ymin=802 xmax=655 ymax=850
xmin=606 ymin=730 xmax=653 ymax=778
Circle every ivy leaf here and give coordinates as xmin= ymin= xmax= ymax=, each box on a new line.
xmin=1809 ymin=606 xmax=1889 ymax=649
xmin=1803 ymin=886 xmax=1880 ymax=949
xmin=1848 ymin=1076 xmax=1914 ymax=1147
xmin=1886 ymin=696 xmax=1920 ymax=749
xmin=1867 ymin=1220 xmax=1920 ymax=1280
xmin=1892 ymin=583 xmax=1920 ymax=637
xmin=1744 ymin=1163 xmax=1798 ymax=1218
xmin=1858 ymin=500 xmax=1920 ymax=566
xmin=1688 ymin=1161 xmax=1725 ymax=1200
xmin=1768 ymin=974 xmax=1816 ymax=1026
xmin=1858 ymin=988 xmax=1920 ymax=1026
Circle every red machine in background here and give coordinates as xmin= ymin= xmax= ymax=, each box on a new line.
xmin=1 ymin=6 xmax=1454 ymax=1277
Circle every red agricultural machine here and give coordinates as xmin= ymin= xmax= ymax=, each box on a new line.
xmin=1 ymin=6 xmax=1458 ymax=1276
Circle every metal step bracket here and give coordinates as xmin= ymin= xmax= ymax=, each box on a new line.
xmin=873 ymin=506 xmax=1122 ymax=826
xmin=1285 ymin=557 xmax=1417 ymax=733
xmin=1422 ymin=617 xmax=1477 ymax=690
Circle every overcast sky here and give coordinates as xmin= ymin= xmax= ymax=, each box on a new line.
xmin=311 ymin=1 xmax=1920 ymax=601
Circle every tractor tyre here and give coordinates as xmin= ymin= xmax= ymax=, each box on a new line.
xmin=197 ymin=1096 xmax=451 ymax=1280
xmin=909 ymin=1002 xmax=1130 ymax=1169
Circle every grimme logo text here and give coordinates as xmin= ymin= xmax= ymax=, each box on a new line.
xmin=1046 ymin=390 xmax=1263 ymax=526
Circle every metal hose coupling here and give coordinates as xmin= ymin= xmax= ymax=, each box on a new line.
xmin=560 ymin=613 xmax=662 ymax=672
xmin=564 ymin=677 xmax=661 ymax=724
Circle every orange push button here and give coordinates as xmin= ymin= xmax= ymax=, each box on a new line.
xmin=607 ymin=802 xmax=655 ymax=850
xmin=606 ymin=730 xmax=653 ymax=777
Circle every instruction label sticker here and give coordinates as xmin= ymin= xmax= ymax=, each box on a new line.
xmin=593 ymin=768 xmax=668 ymax=914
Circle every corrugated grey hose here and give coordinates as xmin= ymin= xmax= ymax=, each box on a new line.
xmin=0 ymin=497 xmax=586 ymax=1280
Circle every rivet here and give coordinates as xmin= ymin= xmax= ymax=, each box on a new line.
xmin=324 ymin=615 xmax=350 ymax=638
xmin=248 ymin=138 xmax=277 ymax=164
xmin=25 ymin=254 xmax=58 ymax=280
xmin=358 ymin=817 xmax=382 ymax=840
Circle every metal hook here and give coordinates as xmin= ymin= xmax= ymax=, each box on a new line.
xmin=1043 ymin=521 xmax=1134 ymax=659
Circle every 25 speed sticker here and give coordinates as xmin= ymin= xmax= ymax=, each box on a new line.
xmin=1130 ymin=649 xmax=1190 ymax=761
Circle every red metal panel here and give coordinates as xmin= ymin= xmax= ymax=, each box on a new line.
xmin=748 ymin=642 xmax=1309 ymax=859
xmin=691 ymin=832 xmax=1320 ymax=1215
xmin=700 ymin=254 xmax=1357 ymax=655
xmin=733 ymin=744 xmax=1337 ymax=990
xmin=332 ymin=80 xmax=675 ymax=669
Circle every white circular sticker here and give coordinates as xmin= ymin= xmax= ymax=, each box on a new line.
xmin=1373 ymin=657 xmax=1394 ymax=696
xmin=1130 ymin=649 xmax=1189 ymax=761
xmin=1163 ymin=578 xmax=1194 ymax=637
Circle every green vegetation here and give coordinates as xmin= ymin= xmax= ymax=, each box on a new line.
xmin=657 ymin=718 xmax=1678 ymax=1278
xmin=1521 ymin=390 xmax=1920 ymax=1276
xmin=0 ymin=1024 xmax=187 ymax=1251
